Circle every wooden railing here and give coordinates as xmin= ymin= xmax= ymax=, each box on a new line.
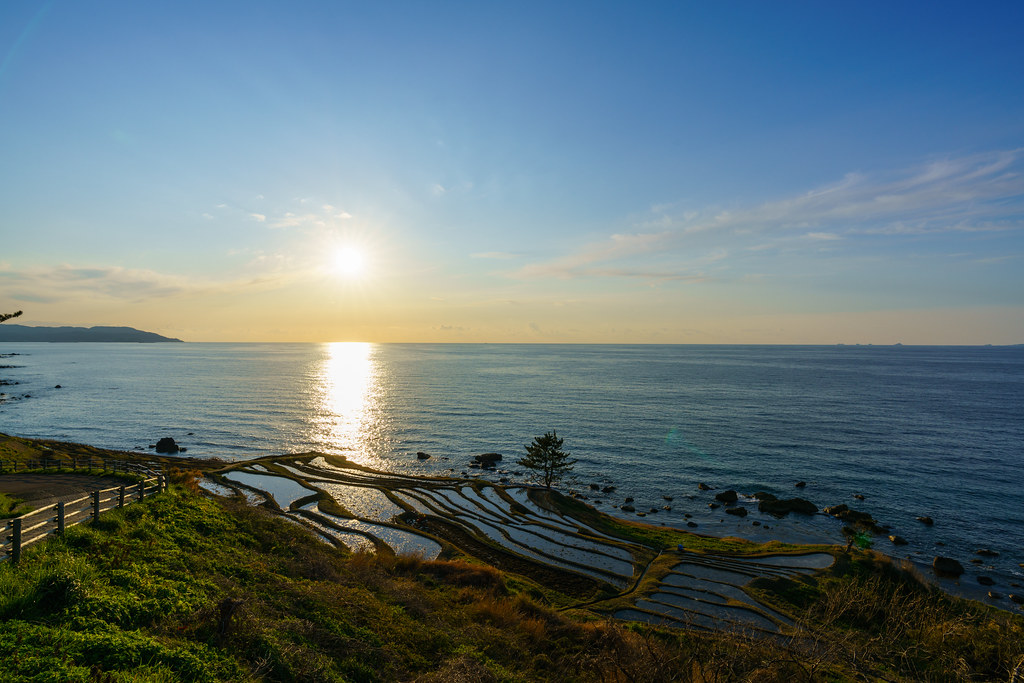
xmin=0 ymin=457 xmax=155 ymax=476
xmin=1 ymin=460 xmax=166 ymax=564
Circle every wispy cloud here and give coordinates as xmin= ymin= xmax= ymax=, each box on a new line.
xmin=515 ymin=149 xmax=1024 ymax=279
xmin=471 ymin=251 xmax=518 ymax=259
xmin=0 ymin=264 xmax=294 ymax=306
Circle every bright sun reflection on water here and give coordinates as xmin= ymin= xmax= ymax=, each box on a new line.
xmin=312 ymin=342 xmax=383 ymax=466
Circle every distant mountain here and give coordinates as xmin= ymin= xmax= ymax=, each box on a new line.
xmin=0 ymin=325 xmax=183 ymax=343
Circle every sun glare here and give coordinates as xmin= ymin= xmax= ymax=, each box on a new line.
xmin=332 ymin=246 xmax=367 ymax=279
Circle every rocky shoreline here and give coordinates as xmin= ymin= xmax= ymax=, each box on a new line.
xmin=406 ymin=449 xmax=1023 ymax=612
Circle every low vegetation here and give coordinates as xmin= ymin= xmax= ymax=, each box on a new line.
xmin=0 ymin=481 xmax=1017 ymax=682
xmin=0 ymin=492 xmax=31 ymax=519
xmin=1 ymin=434 xmax=1022 ymax=681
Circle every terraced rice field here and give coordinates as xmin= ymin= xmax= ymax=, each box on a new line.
xmin=615 ymin=551 xmax=833 ymax=634
xmin=208 ymin=455 xmax=835 ymax=634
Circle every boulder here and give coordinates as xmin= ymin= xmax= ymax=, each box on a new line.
xmin=697 ymin=482 xmax=712 ymax=491
xmin=753 ymin=492 xmax=777 ymax=502
xmin=589 ymin=483 xmax=600 ymax=491
xmin=624 ymin=497 xmax=634 ymax=503
xmin=725 ymin=507 xmax=748 ymax=517
xmin=758 ymin=497 xmax=818 ymax=517
xmin=1009 ymin=594 xmax=1024 ymax=605
xmin=601 ymin=486 xmax=616 ymax=494
xmin=916 ymin=516 xmax=934 ymax=525
xmin=472 ymin=453 xmax=502 ymax=467
xmin=662 ymin=495 xmax=673 ymax=501
xmin=853 ymin=494 xmax=865 ymax=500
xmin=687 ymin=521 xmax=698 ymax=528
xmin=416 ymin=451 xmax=431 ymax=460
xmin=823 ymin=504 xmax=880 ymax=530
xmin=976 ymin=549 xmax=999 ymax=557
xmin=988 ymin=591 xmax=1002 ymax=600
xmin=715 ymin=490 xmax=738 ymax=504
xmin=621 ymin=504 xmax=635 ymax=512
xmin=154 ymin=437 xmax=180 ymax=454
xmin=889 ymin=535 xmax=908 ymax=546
xmin=708 ymin=503 xmax=720 ymax=510
xmin=932 ymin=556 xmax=965 ymax=578
xmin=795 ymin=481 xmax=806 ymax=488
xmin=977 ymin=576 xmax=995 ymax=586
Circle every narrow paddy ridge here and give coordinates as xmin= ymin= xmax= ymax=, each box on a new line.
xmin=205 ymin=453 xmax=839 ymax=630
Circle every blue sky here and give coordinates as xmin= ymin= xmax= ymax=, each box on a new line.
xmin=2 ymin=1 xmax=1022 ymax=342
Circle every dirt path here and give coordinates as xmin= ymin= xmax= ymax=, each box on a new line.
xmin=0 ymin=473 xmax=134 ymax=506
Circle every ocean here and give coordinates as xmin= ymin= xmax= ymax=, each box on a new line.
xmin=2 ymin=342 xmax=1022 ymax=593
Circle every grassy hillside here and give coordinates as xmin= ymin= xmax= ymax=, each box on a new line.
xmin=0 ymin=479 xmax=1019 ymax=682
xmin=1 ymin=432 xmax=1022 ymax=681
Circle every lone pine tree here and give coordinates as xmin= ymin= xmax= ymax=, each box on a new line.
xmin=518 ymin=431 xmax=576 ymax=488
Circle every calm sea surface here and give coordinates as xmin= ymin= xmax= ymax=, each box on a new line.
xmin=2 ymin=343 xmax=1022 ymax=590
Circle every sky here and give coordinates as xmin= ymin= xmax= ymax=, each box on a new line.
xmin=1 ymin=1 xmax=1023 ymax=344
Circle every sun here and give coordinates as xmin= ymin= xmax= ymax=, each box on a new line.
xmin=331 ymin=246 xmax=367 ymax=279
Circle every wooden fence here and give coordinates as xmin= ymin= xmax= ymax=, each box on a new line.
xmin=0 ymin=457 xmax=154 ymax=476
xmin=1 ymin=460 xmax=166 ymax=564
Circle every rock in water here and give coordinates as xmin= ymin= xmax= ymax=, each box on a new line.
xmin=471 ymin=453 xmax=502 ymax=468
xmin=155 ymin=437 xmax=180 ymax=454
xmin=977 ymin=576 xmax=995 ymax=586
xmin=758 ymin=497 xmax=818 ymax=517
xmin=889 ymin=535 xmax=908 ymax=546
xmin=916 ymin=516 xmax=934 ymax=525
xmin=725 ymin=507 xmax=748 ymax=517
xmin=697 ymin=482 xmax=712 ymax=491
xmin=416 ymin=451 xmax=431 ymax=460
xmin=932 ymin=556 xmax=965 ymax=578
xmin=715 ymin=490 xmax=738 ymax=504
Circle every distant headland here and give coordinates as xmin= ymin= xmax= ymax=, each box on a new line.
xmin=0 ymin=325 xmax=183 ymax=343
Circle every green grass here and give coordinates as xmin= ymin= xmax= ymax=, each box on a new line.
xmin=2 ymin=435 xmax=1023 ymax=682
xmin=0 ymin=492 xmax=32 ymax=519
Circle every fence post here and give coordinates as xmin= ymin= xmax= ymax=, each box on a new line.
xmin=118 ymin=486 xmax=126 ymax=508
xmin=93 ymin=491 xmax=100 ymax=522
xmin=138 ymin=481 xmax=145 ymax=502
xmin=57 ymin=501 xmax=66 ymax=535
xmin=11 ymin=518 xmax=21 ymax=564
xmin=71 ymin=459 xmax=76 ymax=471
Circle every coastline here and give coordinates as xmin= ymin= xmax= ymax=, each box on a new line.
xmin=3 ymin=431 xmax=1019 ymax=615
